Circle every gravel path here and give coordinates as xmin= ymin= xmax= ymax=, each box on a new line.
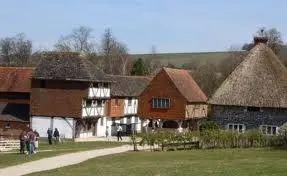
xmin=0 ymin=145 xmax=132 ymax=176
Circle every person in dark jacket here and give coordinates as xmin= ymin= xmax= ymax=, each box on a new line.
xmin=19 ymin=130 xmax=27 ymax=154
xmin=47 ymin=128 xmax=53 ymax=145
xmin=53 ymin=128 xmax=60 ymax=144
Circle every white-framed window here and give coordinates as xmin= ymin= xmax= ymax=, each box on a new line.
xmin=260 ymin=125 xmax=278 ymax=135
xmin=227 ymin=123 xmax=246 ymax=133
xmin=152 ymin=98 xmax=170 ymax=109
xmin=96 ymin=100 xmax=103 ymax=107
xmin=135 ymin=117 xmax=139 ymax=123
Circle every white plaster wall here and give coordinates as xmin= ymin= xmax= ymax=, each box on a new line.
xmin=82 ymin=107 xmax=104 ymax=117
xmin=31 ymin=116 xmax=51 ymax=138
xmin=31 ymin=116 xmax=74 ymax=139
xmin=88 ymin=88 xmax=110 ymax=98
xmin=53 ymin=117 xmax=74 ymax=139
xmin=124 ymin=98 xmax=138 ymax=114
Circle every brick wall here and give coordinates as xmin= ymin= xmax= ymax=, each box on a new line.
xmin=0 ymin=121 xmax=29 ymax=139
xmin=138 ymin=69 xmax=186 ymax=120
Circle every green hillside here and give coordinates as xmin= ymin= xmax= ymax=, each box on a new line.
xmin=131 ymin=51 xmax=232 ymax=67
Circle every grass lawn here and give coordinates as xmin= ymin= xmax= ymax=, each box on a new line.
xmin=0 ymin=141 xmax=124 ymax=169
xmin=28 ymin=148 xmax=287 ymax=176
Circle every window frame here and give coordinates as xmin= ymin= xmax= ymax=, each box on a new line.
xmin=260 ymin=125 xmax=279 ymax=135
xmin=226 ymin=123 xmax=246 ymax=133
xmin=152 ymin=97 xmax=170 ymax=109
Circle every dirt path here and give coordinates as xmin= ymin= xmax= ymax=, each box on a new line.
xmin=0 ymin=145 xmax=132 ymax=176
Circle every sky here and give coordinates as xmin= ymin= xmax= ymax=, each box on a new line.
xmin=0 ymin=0 xmax=286 ymax=54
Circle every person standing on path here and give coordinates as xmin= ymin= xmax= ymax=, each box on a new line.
xmin=27 ymin=129 xmax=36 ymax=155
xmin=19 ymin=130 xmax=27 ymax=154
xmin=53 ymin=128 xmax=60 ymax=144
xmin=117 ymin=125 xmax=123 ymax=141
xmin=47 ymin=128 xmax=53 ymax=145
xmin=34 ymin=130 xmax=40 ymax=152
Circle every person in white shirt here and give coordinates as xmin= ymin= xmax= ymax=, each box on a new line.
xmin=117 ymin=125 xmax=123 ymax=141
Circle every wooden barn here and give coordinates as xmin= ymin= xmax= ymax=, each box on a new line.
xmin=209 ymin=36 xmax=287 ymax=135
xmin=138 ymin=67 xmax=207 ymax=131
xmin=30 ymin=52 xmax=111 ymax=139
xmin=108 ymin=75 xmax=151 ymax=136
xmin=0 ymin=67 xmax=33 ymax=138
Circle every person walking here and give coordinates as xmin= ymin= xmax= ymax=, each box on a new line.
xmin=34 ymin=130 xmax=40 ymax=152
xmin=19 ymin=130 xmax=27 ymax=154
xmin=53 ymin=128 xmax=60 ymax=144
xmin=47 ymin=128 xmax=53 ymax=145
xmin=27 ymin=129 xmax=36 ymax=155
xmin=117 ymin=125 xmax=123 ymax=141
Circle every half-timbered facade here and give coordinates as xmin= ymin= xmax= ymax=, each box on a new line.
xmin=0 ymin=67 xmax=33 ymax=138
xmin=30 ymin=52 xmax=111 ymax=139
xmin=209 ymin=37 xmax=287 ymax=135
xmin=139 ymin=67 xmax=207 ymax=131
xmin=108 ymin=75 xmax=151 ymax=136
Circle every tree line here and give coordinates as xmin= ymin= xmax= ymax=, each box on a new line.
xmin=0 ymin=26 xmax=286 ymax=97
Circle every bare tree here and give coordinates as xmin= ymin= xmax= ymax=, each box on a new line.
xmin=0 ymin=33 xmax=32 ymax=65
xmin=144 ymin=45 xmax=163 ymax=75
xmin=0 ymin=37 xmax=14 ymax=64
xmin=100 ymin=28 xmax=131 ymax=75
xmin=55 ymin=26 xmax=96 ymax=53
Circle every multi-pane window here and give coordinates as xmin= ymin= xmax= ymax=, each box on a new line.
xmin=152 ymin=98 xmax=170 ymax=109
xmin=128 ymin=98 xmax=132 ymax=106
xmin=227 ymin=123 xmax=245 ymax=133
xmin=260 ymin=125 xmax=278 ymax=135
xmin=85 ymin=100 xmax=92 ymax=107
xmin=96 ymin=100 xmax=103 ymax=107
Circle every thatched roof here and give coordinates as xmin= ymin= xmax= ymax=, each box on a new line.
xmin=33 ymin=52 xmax=110 ymax=82
xmin=0 ymin=67 xmax=34 ymax=93
xmin=209 ymin=42 xmax=287 ymax=108
xmin=110 ymin=75 xmax=152 ymax=97
xmin=163 ymin=68 xmax=207 ymax=103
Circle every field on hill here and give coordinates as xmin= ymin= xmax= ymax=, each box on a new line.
xmin=28 ymin=148 xmax=287 ymax=176
xmin=131 ymin=52 xmax=232 ymax=67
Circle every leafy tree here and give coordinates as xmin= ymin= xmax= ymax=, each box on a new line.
xmin=131 ymin=58 xmax=146 ymax=75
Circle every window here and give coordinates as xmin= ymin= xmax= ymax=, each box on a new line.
xmin=260 ymin=125 xmax=278 ymax=135
xmin=96 ymin=100 xmax=103 ymax=107
xmin=128 ymin=98 xmax=132 ymax=106
xmin=194 ymin=104 xmax=200 ymax=109
xmin=227 ymin=123 xmax=245 ymax=133
xmin=245 ymin=107 xmax=261 ymax=112
xmin=134 ymin=117 xmax=139 ymax=123
xmin=103 ymin=83 xmax=109 ymax=88
xmin=85 ymin=100 xmax=92 ymax=107
xmin=152 ymin=98 xmax=170 ymax=109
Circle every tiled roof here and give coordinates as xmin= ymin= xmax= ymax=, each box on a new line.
xmin=209 ymin=42 xmax=287 ymax=108
xmin=163 ymin=68 xmax=207 ymax=103
xmin=0 ymin=67 xmax=34 ymax=92
xmin=110 ymin=75 xmax=152 ymax=97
